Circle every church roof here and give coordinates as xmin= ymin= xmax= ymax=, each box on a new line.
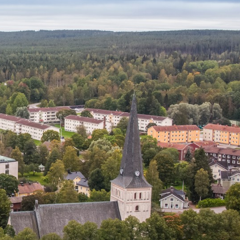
xmin=10 ymin=201 xmax=121 ymax=238
xmin=111 ymin=94 xmax=151 ymax=189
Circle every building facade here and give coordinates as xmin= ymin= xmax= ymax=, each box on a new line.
xmin=64 ymin=115 xmax=104 ymax=135
xmin=203 ymin=124 xmax=240 ymax=146
xmin=28 ymin=106 xmax=70 ymax=123
xmin=86 ymin=108 xmax=172 ymax=132
xmin=0 ymin=155 xmax=18 ymax=179
xmin=111 ymin=94 xmax=152 ymax=222
xmin=148 ymin=125 xmax=200 ymax=143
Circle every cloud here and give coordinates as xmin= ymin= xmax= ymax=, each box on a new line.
xmin=0 ymin=1 xmax=239 ymax=31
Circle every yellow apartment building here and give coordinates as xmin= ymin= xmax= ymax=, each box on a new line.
xmin=148 ymin=125 xmax=200 ymax=143
xmin=203 ymin=124 xmax=240 ymax=146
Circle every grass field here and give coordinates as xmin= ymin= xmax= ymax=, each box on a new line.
xmin=34 ymin=139 xmax=41 ymax=146
xmin=54 ymin=124 xmax=75 ymax=138
xmin=19 ymin=172 xmax=46 ymax=185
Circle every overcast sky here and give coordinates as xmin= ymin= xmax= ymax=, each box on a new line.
xmin=0 ymin=0 xmax=239 ymax=32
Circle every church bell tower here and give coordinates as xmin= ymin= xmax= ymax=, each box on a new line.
xmin=110 ymin=94 xmax=152 ymax=222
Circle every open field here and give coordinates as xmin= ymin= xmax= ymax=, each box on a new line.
xmin=19 ymin=172 xmax=46 ymax=186
xmin=54 ymin=124 xmax=75 ymax=138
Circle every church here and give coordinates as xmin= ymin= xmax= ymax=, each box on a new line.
xmin=10 ymin=94 xmax=152 ymax=238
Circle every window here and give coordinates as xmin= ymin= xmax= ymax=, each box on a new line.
xmin=135 ymin=206 xmax=139 ymax=211
xmin=175 ymin=204 xmax=179 ymax=209
xmin=134 ymin=193 xmax=137 ymax=200
xmin=170 ymin=198 xmax=174 ymax=202
xmin=165 ymin=203 xmax=168 ymax=208
xmin=139 ymin=193 xmax=142 ymax=199
xmin=5 ymin=164 xmax=9 ymax=169
xmin=5 ymin=170 xmax=9 ymax=175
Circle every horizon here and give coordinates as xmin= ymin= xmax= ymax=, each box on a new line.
xmin=0 ymin=0 xmax=239 ymax=32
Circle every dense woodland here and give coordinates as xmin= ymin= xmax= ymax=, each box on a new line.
xmin=0 ymin=30 xmax=240 ymax=120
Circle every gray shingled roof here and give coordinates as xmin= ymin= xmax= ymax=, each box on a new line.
xmin=160 ymin=192 xmax=185 ymax=202
xmin=161 ymin=187 xmax=185 ymax=196
xmin=65 ymin=171 xmax=89 ymax=187
xmin=10 ymin=201 xmax=121 ymax=238
xmin=209 ymin=160 xmax=228 ymax=170
xmin=10 ymin=211 xmax=39 ymax=236
xmin=111 ymin=94 xmax=151 ymax=189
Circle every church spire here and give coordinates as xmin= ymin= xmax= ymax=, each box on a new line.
xmin=112 ymin=93 xmax=151 ymax=188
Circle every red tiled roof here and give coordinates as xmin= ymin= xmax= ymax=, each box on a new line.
xmin=86 ymin=108 xmax=168 ymax=121
xmin=204 ymin=146 xmax=240 ymax=156
xmin=16 ymin=119 xmax=51 ymax=130
xmin=18 ymin=182 xmax=44 ymax=195
xmin=0 ymin=113 xmax=21 ymax=122
xmin=158 ymin=142 xmax=189 ymax=151
xmin=65 ymin=115 xmax=103 ymax=124
xmin=194 ymin=141 xmax=217 ymax=147
xmin=152 ymin=125 xmax=200 ymax=132
xmin=204 ymin=124 xmax=240 ymax=133
xmin=28 ymin=106 xmax=70 ymax=113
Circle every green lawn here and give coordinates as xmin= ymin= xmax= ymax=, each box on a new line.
xmin=34 ymin=139 xmax=41 ymax=146
xmin=19 ymin=172 xmax=46 ymax=186
xmin=54 ymin=124 xmax=75 ymax=138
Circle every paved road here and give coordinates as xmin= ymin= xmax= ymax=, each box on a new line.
xmin=28 ymin=103 xmax=40 ymax=108
xmin=162 ymin=206 xmax=226 ymax=214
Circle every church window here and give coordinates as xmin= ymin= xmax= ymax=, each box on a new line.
xmin=135 ymin=205 xmax=139 ymax=211
xmin=139 ymin=193 xmax=142 ymax=199
xmin=134 ymin=193 xmax=137 ymax=200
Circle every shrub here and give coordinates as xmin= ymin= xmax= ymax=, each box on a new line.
xmin=197 ymin=198 xmax=226 ymax=208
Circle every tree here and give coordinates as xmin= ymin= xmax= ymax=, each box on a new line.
xmin=185 ymin=148 xmax=192 ymax=162
xmin=161 ymin=148 xmax=179 ymax=163
xmin=89 ymin=189 xmax=110 ymax=202
xmin=91 ymin=129 xmax=108 ymax=141
xmin=21 ymin=192 xmax=44 ymax=211
xmin=0 ymin=174 xmax=19 ymax=196
xmin=88 ymin=138 xmax=112 ymax=152
xmin=23 ymin=139 xmax=39 ymax=164
xmin=48 ymin=100 xmax=56 ymax=107
xmin=81 ymin=110 xmax=93 ymax=118
xmin=44 ymin=148 xmax=61 ymax=176
xmin=47 ymin=160 xmax=65 ymax=187
xmin=41 ymin=233 xmax=62 ymax=240
xmin=71 ymin=134 xmax=84 ymax=149
xmin=2 ymin=131 xmax=17 ymax=149
xmin=146 ymin=122 xmax=157 ymax=131
xmin=88 ymin=168 xmax=105 ymax=191
xmin=38 ymin=144 xmax=49 ymax=165
xmin=115 ymin=117 xmax=128 ymax=134
xmin=14 ymin=228 xmax=38 ymax=240
xmin=62 ymin=146 xmax=79 ymax=171
xmin=41 ymin=130 xmax=60 ymax=143
xmin=11 ymin=147 xmax=25 ymax=176
xmin=195 ymin=168 xmax=209 ymax=201
xmin=11 ymin=92 xmax=28 ymax=113
xmin=15 ymin=106 xmax=29 ymax=119
xmin=57 ymin=180 xmax=78 ymax=203
xmin=16 ymin=133 xmax=31 ymax=152
xmin=76 ymin=125 xmax=88 ymax=139
xmin=78 ymin=193 xmax=89 ymax=202
xmin=225 ymin=183 xmax=240 ymax=213
xmin=56 ymin=109 xmax=77 ymax=124
xmin=146 ymin=160 xmax=162 ymax=202
xmin=154 ymin=152 xmax=175 ymax=187
xmin=0 ymin=189 xmax=11 ymax=229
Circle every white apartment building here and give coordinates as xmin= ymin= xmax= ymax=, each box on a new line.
xmin=85 ymin=108 xmax=172 ymax=132
xmin=0 ymin=155 xmax=18 ymax=179
xmin=64 ymin=115 xmax=104 ymax=135
xmin=28 ymin=106 xmax=70 ymax=123
xmin=0 ymin=114 xmax=59 ymax=141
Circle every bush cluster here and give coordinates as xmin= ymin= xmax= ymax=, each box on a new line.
xmin=197 ymin=198 xmax=226 ymax=208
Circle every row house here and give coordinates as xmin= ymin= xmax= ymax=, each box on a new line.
xmin=205 ymin=146 xmax=240 ymax=167
xmin=0 ymin=113 xmax=59 ymax=141
xmin=148 ymin=125 xmax=200 ymax=143
xmin=64 ymin=115 xmax=104 ymax=135
xmin=28 ymin=106 xmax=70 ymax=123
xmin=0 ymin=155 xmax=18 ymax=179
xmin=203 ymin=124 xmax=240 ymax=146
xmin=85 ymin=108 xmax=172 ymax=132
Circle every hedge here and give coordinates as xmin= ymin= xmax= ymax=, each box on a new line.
xmin=197 ymin=198 xmax=226 ymax=208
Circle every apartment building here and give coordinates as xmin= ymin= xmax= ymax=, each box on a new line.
xmin=28 ymin=106 xmax=70 ymax=123
xmin=203 ymin=124 xmax=240 ymax=146
xmin=148 ymin=125 xmax=200 ymax=143
xmin=64 ymin=115 xmax=104 ymax=135
xmin=0 ymin=155 xmax=18 ymax=179
xmin=0 ymin=114 xmax=59 ymax=141
xmin=86 ymin=108 xmax=172 ymax=132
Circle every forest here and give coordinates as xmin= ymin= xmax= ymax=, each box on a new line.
xmin=0 ymin=30 xmax=240 ymax=120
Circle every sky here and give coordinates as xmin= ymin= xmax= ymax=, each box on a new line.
xmin=0 ymin=0 xmax=239 ymax=32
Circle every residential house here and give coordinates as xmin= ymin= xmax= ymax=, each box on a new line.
xmin=10 ymin=197 xmax=23 ymax=212
xmin=160 ymin=186 xmax=189 ymax=210
xmin=86 ymin=108 xmax=172 ymax=132
xmin=16 ymin=182 xmax=44 ymax=197
xmin=28 ymin=106 xmax=70 ymax=123
xmin=209 ymin=160 xmax=228 ymax=180
xmin=64 ymin=115 xmax=104 ymax=135
xmin=65 ymin=171 xmax=90 ymax=197
xmin=203 ymin=124 xmax=240 ymax=146
xmin=0 ymin=155 xmax=18 ymax=179
xmin=148 ymin=125 xmax=200 ymax=143
xmin=220 ymin=170 xmax=240 ymax=189
xmin=211 ymin=183 xmax=228 ymax=199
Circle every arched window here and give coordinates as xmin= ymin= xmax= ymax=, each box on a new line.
xmin=139 ymin=193 xmax=142 ymax=199
xmin=135 ymin=205 xmax=139 ymax=211
xmin=134 ymin=193 xmax=137 ymax=200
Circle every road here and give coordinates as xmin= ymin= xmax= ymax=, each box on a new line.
xmin=161 ymin=206 xmax=226 ymax=214
xmin=28 ymin=103 xmax=40 ymax=108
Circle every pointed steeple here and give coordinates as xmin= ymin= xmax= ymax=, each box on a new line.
xmin=112 ymin=93 xmax=151 ymax=188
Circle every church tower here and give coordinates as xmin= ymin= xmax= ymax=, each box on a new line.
xmin=110 ymin=94 xmax=152 ymax=222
